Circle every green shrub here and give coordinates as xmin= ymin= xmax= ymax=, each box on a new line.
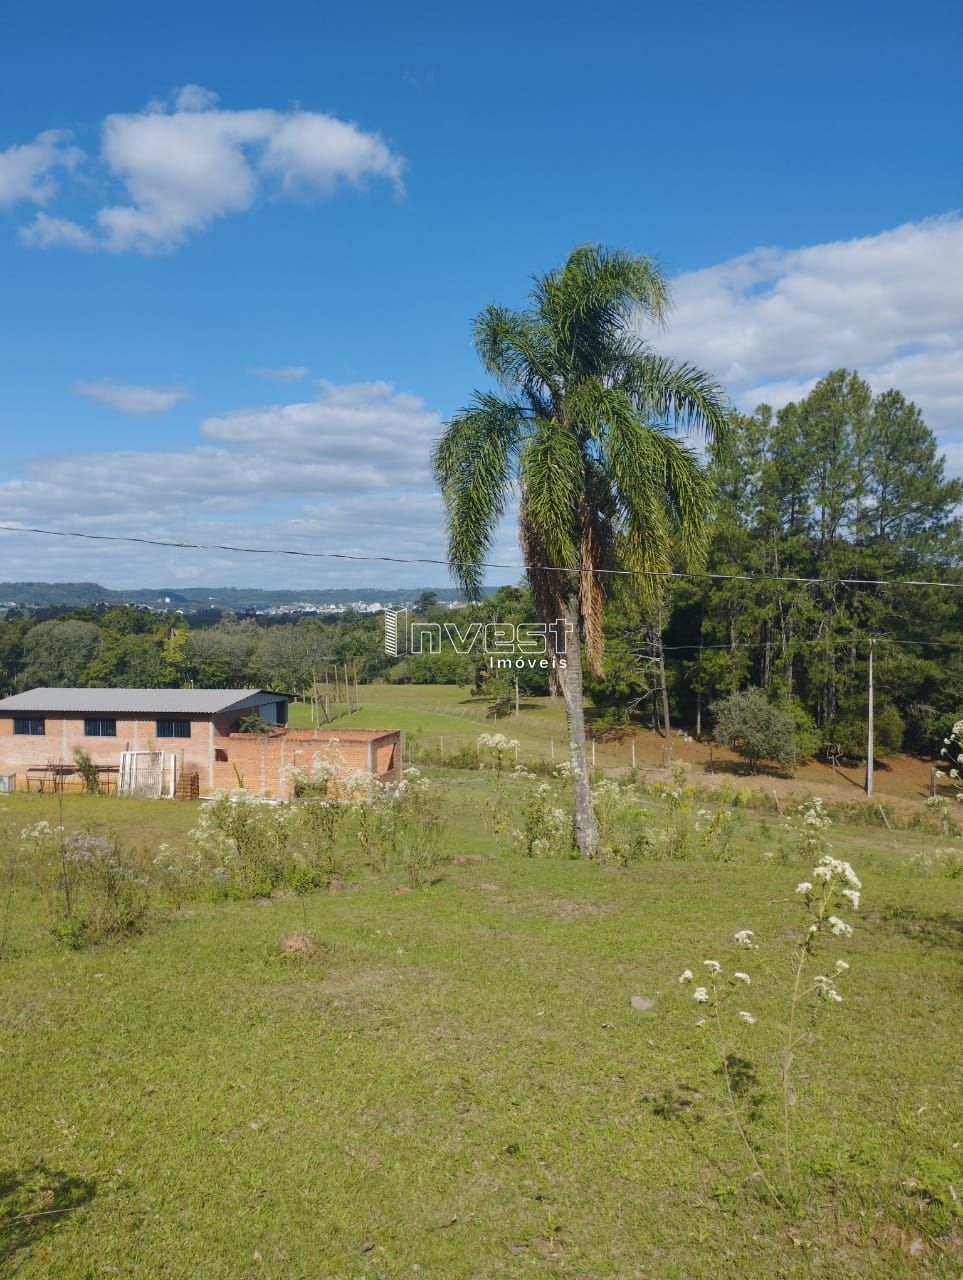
xmin=824 ymin=701 xmax=904 ymax=760
xmin=781 ymin=696 xmax=820 ymax=761
xmin=191 ymin=793 xmax=291 ymax=898
xmin=72 ymin=747 xmax=101 ymax=795
xmin=712 ymin=688 xmax=797 ymax=773
xmin=26 ymin=828 xmax=150 ymax=947
xmin=233 ymin=712 xmax=276 ymax=734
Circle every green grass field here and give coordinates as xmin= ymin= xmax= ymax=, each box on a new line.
xmin=0 ymin=768 xmax=961 ymax=1278
xmin=288 ymin=681 xmax=567 ymax=759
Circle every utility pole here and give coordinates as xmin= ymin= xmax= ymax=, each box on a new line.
xmin=864 ymin=639 xmax=875 ymax=796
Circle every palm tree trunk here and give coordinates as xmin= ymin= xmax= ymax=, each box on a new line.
xmin=558 ymin=599 xmax=599 ymax=858
xmin=656 ymin=627 xmax=671 ymax=741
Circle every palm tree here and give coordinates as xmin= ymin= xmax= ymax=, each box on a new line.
xmin=432 ymin=245 xmax=729 ymax=856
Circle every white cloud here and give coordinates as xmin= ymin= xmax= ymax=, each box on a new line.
xmin=260 ymin=111 xmax=403 ymax=195
xmin=661 ymin=214 xmax=963 ymax=439
xmin=0 ymin=380 xmax=458 ymax=587
xmin=10 ymin=86 xmax=404 ymax=253
xmin=0 ymin=129 xmax=83 ymax=208
xmin=201 ymin=379 xmax=437 ymax=480
xmin=248 ymin=365 xmax=308 ymax=383
xmin=73 ymin=379 xmax=190 ymax=415
xmin=20 ymin=212 xmax=98 ymax=250
xmin=173 ymin=84 xmax=220 ymax=112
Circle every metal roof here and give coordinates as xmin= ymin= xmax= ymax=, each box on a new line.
xmin=0 ymin=688 xmax=288 ymax=715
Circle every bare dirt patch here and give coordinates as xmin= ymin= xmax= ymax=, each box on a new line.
xmin=536 ymin=897 xmax=617 ymax=921
xmin=276 ymin=930 xmax=323 ymax=960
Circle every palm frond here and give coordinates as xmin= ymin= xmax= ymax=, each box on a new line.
xmin=518 ymin=418 xmax=583 ymax=569
xmin=519 ymin=503 xmax=569 ymax=640
xmin=431 ymin=394 xmax=526 ymax=599
xmin=621 ymin=352 xmax=731 ymax=442
xmin=653 ymin=433 xmax=715 ymax=566
xmin=535 ymin=245 xmax=670 ymax=377
xmin=605 ymin=415 xmax=714 ymax=572
xmin=566 ymin=378 xmax=634 ymax=445
xmin=472 ymin=305 xmax=557 ymax=415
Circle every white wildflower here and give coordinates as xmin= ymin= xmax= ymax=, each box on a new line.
xmin=827 ymin=915 xmax=853 ymax=937
xmin=733 ymin=930 xmax=755 ymax=948
xmin=738 ymin=1011 xmax=756 ymax=1025
xmin=795 ymin=881 xmax=812 ymax=894
xmin=814 ymin=854 xmax=861 ymax=889
xmin=693 ymin=987 xmax=709 ymax=1004
xmin=839 ymin=861 xmax=861 ymax=890
xmin=678 ymin=969 xmax=693 ymax=983
xmin=834 ymin=959 xmax=850 ymax=973
xmin=703 ymin=960 xmax=722 ymax=974
xmin=842 ymin=888 xmax=860 ymax=910
xmin=733 ymin=972 xmax=751 ymax=984
xmin=813 ymin=974 xmax=843 ymax=1002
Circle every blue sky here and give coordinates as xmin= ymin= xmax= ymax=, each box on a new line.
xmin=1 ymin=0 xmax=962 ymax=588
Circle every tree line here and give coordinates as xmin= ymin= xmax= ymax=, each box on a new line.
xmin=590 ymin=369 xmax=963 ymax=759
xmin=0 ymin=606 xmax=391 ymax=697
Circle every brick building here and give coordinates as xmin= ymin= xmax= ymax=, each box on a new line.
xmin=0 ymin=688 xmax=402 ymax=798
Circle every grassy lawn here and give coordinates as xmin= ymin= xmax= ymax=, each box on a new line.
xmin=0 ymin=779 xmax=961 ymax=1277
xmin=289 ymin=682 xmax=553 ymax=754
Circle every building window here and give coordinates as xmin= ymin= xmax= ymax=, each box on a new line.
xmin=84 ymin=718 xmax=116 ymax=737
xmin=13 ymin=717 xmax=45 ymax=735
xmin=156 ymin=719 xmax=191 ymax=739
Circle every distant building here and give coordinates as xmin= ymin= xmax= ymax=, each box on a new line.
xmin=0 ymin=688 xmax=401 ymax=797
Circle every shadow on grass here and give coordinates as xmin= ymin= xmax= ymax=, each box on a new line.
xmin=876 ymin=906 xmax=963 ymax=952
xmin=0 ymin=1163 xmax=96 ymax=1268
xmin=715 ymin=1054 xmax=768 ymax=1124
xmin=698 ymin=758 xmax=795 ymax=781
xmin=645 ymin=1080 xmax=705 ymax=1121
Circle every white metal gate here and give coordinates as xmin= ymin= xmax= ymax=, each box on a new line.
xmin=118 ymin=751 xmax=176 ymax=798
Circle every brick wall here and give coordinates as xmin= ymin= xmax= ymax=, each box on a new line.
xmin=211 ymin=728 xmax=402 ymax=799
xmin=0 ymin=712 xmax=211 ymax=790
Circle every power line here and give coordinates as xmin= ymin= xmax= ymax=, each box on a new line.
xmin=659 ymin=637 xmax=963 ymax=654
xmin=1 ymin=521 xmax=963 ymax=593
